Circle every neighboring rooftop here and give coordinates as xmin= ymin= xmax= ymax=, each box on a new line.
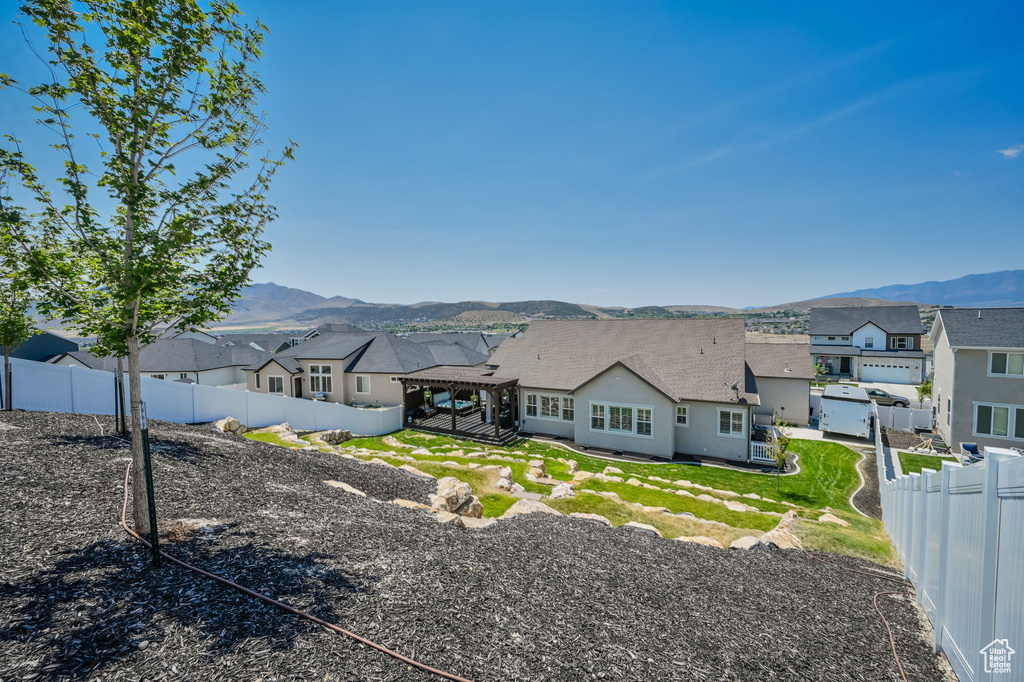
xmin=744 ymin=343 xmax=816 ymax=380
xmin=808 ymin=305 xmax=923 ymax=336
xmin=487 ymin=319 xmax=757 ymax=404
xmin=934 ymin=307 xmax=1024 ymax=349
xmin=216 ymin=332 xmax=296 ymax=353
xmin=58 ymin=338 xmax=271 ymax=373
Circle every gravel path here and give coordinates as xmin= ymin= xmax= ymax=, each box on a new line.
xmin=1 ymin=412 xmax=946 ymax=681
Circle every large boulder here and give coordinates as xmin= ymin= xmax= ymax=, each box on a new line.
xmin=461 ymin=516 xmax=497 ymax=529
xmin=567 ymin=460 xmax=580 ymax=474
xmin=398 ymin=464 xmax=434 ymax=480
xmin=550 ymin=483 xmax=576 ymax=500
xmin=433 ymin=510 xmax=465 ymax=527
xmin=411 ymin=448 xmax=432 ymax=456
xmin=324 ymin=480 xmax=366 ymax=497
xmin=393 ymin=499 xmax=432 ymax=511
xmin=569 ymin=512 xmax=612 ymax=526
xmin=572 ymin=470 xmax=595 ymax=482
xmin=621 ymin=521 xmax=663 ymax=537
xmin=435 ymin=477 xmax=473 ymax=511
xmin=729 ymin=536 xmax=764 ymax=550
xmin=724 ymin=500 xmax=759 ymax=513
xmin=603 ymin=466 xmax=624 ymax=475
xmin=673 ymin=536 xmax=724 ymax=549
xmin=499 ymin=499 xmax=562 ymax=519
xmin=494 ymin=476 xmax=514 ymax=492
xmin=454 ymin=496 xmax=484 ymax=519
xmin=528 ymin=459 xmax=546 ymax=474
xmin=213 ymin=417 xmax=241 ymax=433
xmin=626 ymin=478 xmax=643 ymax=487
xmin=382 ymin=435 xmax=404 ymax=448
xmin=818 ymin=513 xmax=850 ymax=527
xmin=760 ymin=510 xmax=803 ymax=550
xmin=527 ymin=467 xmax=546 ymax=479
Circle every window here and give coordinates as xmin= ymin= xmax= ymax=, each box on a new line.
xmin=390 ymin=376 xmax=401 ymax=383
xmin=309 ymin=364 xmax=333 ymax=393
xmin=152 ymin=374 xmax=165 ymax=380
xmin=255 ymin=373 xmax=261 ymax=389
xmin=864 ymin=336 xmax=874 ymax=349
xmin=591 ymin=403 xmax=605 ymax=430
xmin=841 ymin=336 xmax=850 ymax=341
xmin=526 ymin=394 xmax=538 ymax=416
xmin=541 ymin=395 xmax=560 ymax=418
xmin=179 ymin=373 xmax=189 ymax=380
xmin=990 ymin=352 xmax=1024 ymax=377
xmin=675 ymin=405 xmax=689 ymax=426
xmin=562 ymin=397 xmax=575 ymax=421
xmin=718 ymin=408 xmax=745 ymax=438
xmin=827 ymin=336 xmax=836 ymax=341
xmin=637 ymin=408 xmax=652 ymax=436
xmin=974 ymin=403 xmax=1024 ymax=439
xmin=947 ymin=398 xmax=951 ymax=426
xmin=268 ymin=376 xmax=284 ymax=394
xmin=355 ymin=375 xmax=371 ymax=394
xmin=890 ymin=336 xmax=913 ymax=350
xmin=609 ymin=405 xmax=633 ymax=433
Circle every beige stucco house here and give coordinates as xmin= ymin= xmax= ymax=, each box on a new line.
xmin=485 ymin=319 xmax=811 ymax=463
xmin=931 ymin=308 xmax=1024 ymax=453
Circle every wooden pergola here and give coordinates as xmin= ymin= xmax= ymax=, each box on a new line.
xmin=399 ymin=366 xmax=519 ymax=442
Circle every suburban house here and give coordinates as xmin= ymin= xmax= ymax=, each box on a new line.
xmin=52 ymin=338 xmax=271 ymax=387
xmin=931 ymin=308 xmax=1024 ymax=453
xmin=1 ymin=329 xmax=79 ymax=363
xmin=809 ymin=305 xmax=925 ymax=384
xmin=245 ymin=328 xmax=489 ymax=405
xmin=484 ymin=319 xmax=811 ymax=462
xmin=216 ymin=332 xmax=299 ymax=353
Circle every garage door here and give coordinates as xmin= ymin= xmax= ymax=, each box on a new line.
xmin=860 ymin=362 xmax=913 ymax=384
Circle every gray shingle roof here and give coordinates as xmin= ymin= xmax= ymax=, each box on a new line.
xmin=61 ymin=338 xmax=271 ymax=373
xmin=936 ymin=308 xmax=1024 ymax=348
xmin=405 ymin=332 xmax=485 ymax=352
xmin=426 ymin=343 xmax=489 ymax=367
xmin=217 ymin=333 xmax=294 ymax=353
xmin=809 ymin=305 xmax=922 ymax=335
xmin=487 ymin=319 xmax=758 ymax=404
xmin=745 ymin=343 xmax=816 ymax=380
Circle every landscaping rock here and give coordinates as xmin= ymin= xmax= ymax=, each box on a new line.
xmin=460 ymin=516 xmax=497 ymax=529
xmin=324 ymin=480 xmax=367 ymax=497
xmin=729 ymin=536 xmax=764 ymax=550
xmin=494 ymin=477 xmax=514 ymax=492
xmin=818 ymin=513 xmax=851 ymax=527
xmin=626 ymin=477 xmax=643 ymax=486
xmin=499 ymin=499 xmax=561 ymax=519
xmin=398 ymin=464 xmax=434 ymax=480
xmin=310 ymin=429 xmax=352 ymax=446
xmin=760 ymin=511 xmax=803 ymax=550
xmin=742 ymin=493 xmax=762 ymax=500
xmin=567 ymin=460 xmax=579 ymax=474
xmin=673 ymin=479 xmax=694 ymax=487
xmin=381 ymin=435 xmax=404 ymax=448
xmin=432 ymin=510 xmax=464 ymax=527
xmin=528 ymin=459 xmax=546 ymax=473
xmin=435 ymin=477 xmax=473 ymax=511
xmin=593 ymin=490 xmax=621 ymax=501
xmin=641 ymin=505 xmax=670 ymax=514
xmin=393 ymin=499 xmax=432 ymax=511
xmin=369 ymin=457 xmax=394 ymax=467
xmin=454 ymin=496 xmax=484 ymax=519
xmin=509 ymin=483 xmax=526 ymax=494
xmin=649 ymin=475 xmax=670 ymax=483
xmin=165 ymin=518 xmax=226 ymax=542
xmin=411 ymin=448 xmax=432 ymax=455
xmin=603 ymin=466 xmax=624 ymax=475
xmin=640 ymin=482 xmax=660 ymax=490
xmin=527 ymin=466 xmax=545 ymax=478
xmin=212 ymin=417 xmax=241 ymax=433
xmin=550 ymin=483 xmax=576 ymax=499
xmin=428 ymin=494 xmax=449 ymax=511
xmin=621 ymin=521 xmax=662 ymax=537
xmin=572 ymin=470 xmax=595 ymax=481
xmin=723 ymin=500 xmax=759 ymax=513
xmin=569 ymin=512 xmax=613 ymax=526
xmin=714 ymin=489 xmax=741 ymax=498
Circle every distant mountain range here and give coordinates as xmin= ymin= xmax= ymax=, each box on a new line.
xmin=215 ymin=269 xmax=1024 ymax=329
xmin=820 ymin=269 xmax=1024 ymax=308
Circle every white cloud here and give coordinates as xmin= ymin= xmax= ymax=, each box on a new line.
xmin=997 ymin=144 xmax=1024 ymax=159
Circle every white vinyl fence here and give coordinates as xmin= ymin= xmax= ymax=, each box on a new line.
xmin=4 ymin=357 xmax=402 ymax=436
xmin=876 ymin=405 xmax=932 ymax=432
xmin=877 ymin=407 xmax=1024 ymax=681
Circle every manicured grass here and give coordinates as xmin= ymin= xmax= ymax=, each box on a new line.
xmin=898 ymin=451 xmax=957 ymax=475
xmin=246 ymin=432 xmax=303 ymax=448
xmin=546 ymin=493 xmax=757 ymax=547
xmin=794 ymin=510 xmax=897 ymax=567
xmin=345 ymin=430 xmax=865 ymax=512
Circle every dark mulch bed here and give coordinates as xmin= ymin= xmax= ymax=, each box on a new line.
xmin=883 ymin=429 xmax=923 ymax=450
xmin=854 ymin=450 xmax=883 ymax=520
xmin=1 ymin=411 xmax=946 ymax=681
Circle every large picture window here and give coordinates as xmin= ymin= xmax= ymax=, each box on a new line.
xmin=541 ymin=395 xmax=560 ymax=418
xmin=718 ymin=408 xmax=745 ymax=438
xmin=309 ymin=364 xmax=333 ymax=393
xmin=524 ymin=393 xmax=573 ymax=421
xmin=990 ymin=352 xmax=1024 ymax=377
xmin=589 ymin=402 xmax=652 ymax=438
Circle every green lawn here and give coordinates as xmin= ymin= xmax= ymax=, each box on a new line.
xmin=897 ymin=451 xmax=957 ymax=475
xmin=246 ymin=432 xmax=304 ymax=448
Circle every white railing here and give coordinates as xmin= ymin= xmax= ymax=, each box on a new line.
xmin=876 ymin=405 xmax=1024 ymax=681
xmin=5 ymin=357 xmax=402 ymax=436
xmin=749 ymin=441 xmax=777 ymax=462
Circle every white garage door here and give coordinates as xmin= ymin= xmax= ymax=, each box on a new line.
xmin=860 ymin=362 xmax=913 ymax=384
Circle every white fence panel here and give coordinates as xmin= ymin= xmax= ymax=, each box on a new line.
xmin=995 ymin=459 xmax=1024 ymax=678
xmin=6 ymin=358 xmax=400 ymax=437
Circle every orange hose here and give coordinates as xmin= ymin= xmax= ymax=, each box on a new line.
xmin=120 ymin=463 xmax=473 ymax=682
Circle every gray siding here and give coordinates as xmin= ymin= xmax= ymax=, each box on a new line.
xmin=674 ymin=401 xmax=750 ymax=462
xmin=950 ymin=348 xmax=1024 ymax=451
xmin=933 ymin=330 xmax=955 ymax=444
xmin=518 ymin=388 xmax=576 ymax=438
xmin=753 ymin=377 xmax=811 ymax=426
xmin=573 ymin=369 xmax=674 ymax=457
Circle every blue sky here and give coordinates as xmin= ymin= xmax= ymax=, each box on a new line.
xmin=2 ymin=1 xmax=1022 ymax=307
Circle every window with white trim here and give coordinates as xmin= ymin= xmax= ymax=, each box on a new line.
xmin=990 ymin=352 xmax=1024 ymax=377
xmin=637 ymin=408 xmax=652 ymax=436
xmin=890 ymin=336 xmax=913 ymax=350
xmin=526 ymin=394 xmax=538 ymax=417
xmin=268 ymin=376 xmax=284 ymax=394
xmin=975 ymin=403 xmax=1024 ymax=440
xmin=718 ymin=408 xmax=745 ymax=438
xmin=608 ymin=405 xmax=633 ymax=433
xmin=591 ymin=403 xmax=605 ymax=430
xmin=355 ymin=375 xmax=371 ymax=394
xmin=864 ymin=336 xmax=874 ymax=349
xmin=841 ymin=336 xmax=850 ymax=341
xmin=390 ymin=376 xmax=401 ymax=383
xmin=562 ymin=397 xmax=575 ymax=421
xmin=675 ymin=405 xmax=689 ymax=426
xmin=309 ymin=364 xmax=333 ymax=393
xmin=152 ymin=374 xmax=165 ymax=380
xmin=255 ymin=373 xmax=261 ymax=389
xmin=540 ymin=395 xmax=560 ymax=419
xmin=179 ymin=373 xmax=189 ymax=380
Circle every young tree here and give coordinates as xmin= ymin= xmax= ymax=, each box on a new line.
xmin=916 ymin=378 xmax=932 ymax=409
xmin=768 ymin=420 xmax=790 ymax=493
xmin=0 ymin=0 xmax=294 ymax=533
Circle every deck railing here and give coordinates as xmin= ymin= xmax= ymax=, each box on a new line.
xmin=749 ymin=441 xmax=777 ymax=462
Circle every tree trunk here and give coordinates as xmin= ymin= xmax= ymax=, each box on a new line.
xmin=126 ymin=335 xmax=151 ymax=533
xmin=3 ymin=347 xmax=10 ymax=412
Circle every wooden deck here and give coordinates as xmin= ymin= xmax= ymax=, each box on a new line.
xmin=414 ymin=409 xmax=519 ymax=445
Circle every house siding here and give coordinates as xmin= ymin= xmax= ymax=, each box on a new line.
xmin=753 ymin=377 xmax=811 ymax=426
xmin=573 ymin=369 xmax=674 ymax=457
xmin=249 ymin=360 xmax=297 ymax=398
xmin=518 ymin=388 xmax=576 ymax=439
xmin=674 ymin=401 xmax=750 ymax=462
xmin=949 ymin=348 xmax=1024 ymax=451
xmin=343 ymin=372 xmax=407 ymax=407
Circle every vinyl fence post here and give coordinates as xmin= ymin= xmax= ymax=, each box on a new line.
xmin=977 ymin=453 xmax=1008 ymax=680
xmin=934 ymin=464 xmax=955 ymax=653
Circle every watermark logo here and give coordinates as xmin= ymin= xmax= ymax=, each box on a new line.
xmin=980 ymin=639 xmax=1015 ymax=675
